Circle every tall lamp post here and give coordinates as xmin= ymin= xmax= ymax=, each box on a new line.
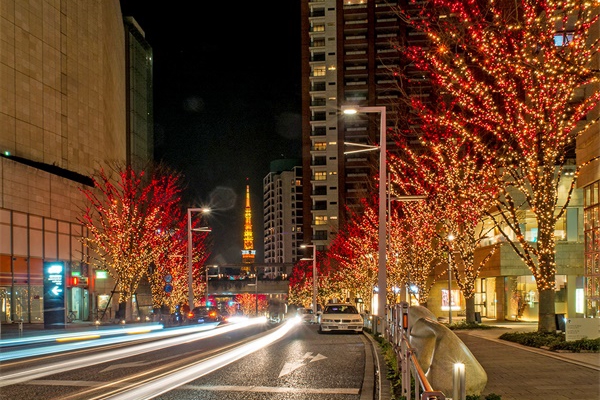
xmin=343 ymin=106 xmax=386 ymax=322
xmin=301 ymin=244 xmax=318 ymax=320
xmin=205 ymin=266 xmax=210 ymax=306
xmin=187 ymin=208 xmax=211 ymax=311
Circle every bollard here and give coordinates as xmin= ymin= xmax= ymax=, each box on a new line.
xmin=453 ymin=362 xmax=466 ymax=400
xmin=17 ymin=319 xmax=23 ymax=337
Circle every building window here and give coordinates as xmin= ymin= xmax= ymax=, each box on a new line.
xmin=312 ymin=65 xmax=326 ymax=77
xmin=315 ymin=215 xmax=328 ymax=225
xmin=314 ymin=230 xmax=328 ymax=240
xmin=314 ymin=201 xmax=327 ymax=210
xmin=554 ymin=32 xmax=574 ymax=46
xmin=314 ymin=172 xmax=327 ymax=181
xmin=314 ymin=141 xmax=327 ymax=151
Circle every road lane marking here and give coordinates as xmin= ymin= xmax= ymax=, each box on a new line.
xmin=26 ymin=381 xmax=360 ymax=395
xmin=278 ymin=352 xmax=328 ymax=377
xmin=100 ymin=354 xmax=181 ymax=372
xmin=181 ymin=384 xmax=360 ymax=394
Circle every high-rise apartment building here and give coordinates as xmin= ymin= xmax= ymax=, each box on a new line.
xmin=299 ymin=0 xmax=596 ymax=323
xmin=263 ymin=159 xmax=304 ymax=264
xmin=300 ymin=0 xmax=404 ymax=250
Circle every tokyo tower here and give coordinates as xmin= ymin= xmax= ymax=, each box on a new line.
xmin=241 ymin=182 xmax=255 ymax=273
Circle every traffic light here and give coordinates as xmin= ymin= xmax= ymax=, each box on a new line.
xmin=68 ymin=276 xmax=79 ymax=287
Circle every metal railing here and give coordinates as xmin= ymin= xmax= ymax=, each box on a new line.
xmin=386 ymin=302 xmax=446 ymax=400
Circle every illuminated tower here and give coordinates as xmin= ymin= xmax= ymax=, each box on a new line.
xmin=241 ymin=183 xmax=256 ymax=272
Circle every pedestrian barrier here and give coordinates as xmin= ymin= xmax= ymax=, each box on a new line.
xmin=386 ymin=302 xmax=447 ymax=400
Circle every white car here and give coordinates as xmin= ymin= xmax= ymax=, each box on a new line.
xmin=319 ymin=303 xmax=363 ymax=333
xmin=297 ymin=307 xmax=316 ymax=323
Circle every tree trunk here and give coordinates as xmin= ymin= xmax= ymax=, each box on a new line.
xmin=537 ymin=288 xmax=556 ymax=333
xmin=465 ymin=296 xmax=476 ymax=323
xmin=116 ymin=301 xmax=127 ymax=321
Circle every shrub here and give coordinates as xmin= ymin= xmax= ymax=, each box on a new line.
xmin=448 ymin=321 xmax=494 ymax=330
xmin=549 ymin=337 xmax=600 ymax=352
xmin=466 ymin=395 xmax=502 ymax=400
xmin=498 ymin=331 xmax=599 ymax=352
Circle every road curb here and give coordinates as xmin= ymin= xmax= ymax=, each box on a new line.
xmin=362 ymin=332 xmax=392 ymax=400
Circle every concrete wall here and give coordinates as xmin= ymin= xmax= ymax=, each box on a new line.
xmin=0 ymin=0 xmax=127 ymax=223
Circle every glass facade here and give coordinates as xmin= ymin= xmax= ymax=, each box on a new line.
xmin=0 ymin=209 xmax=90 ymax=323
xmin=584 ymin=182 xmax=600 ymax=316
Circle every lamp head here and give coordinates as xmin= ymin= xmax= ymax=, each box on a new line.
xmin=342 ymin=106 xmax=358 ymax=115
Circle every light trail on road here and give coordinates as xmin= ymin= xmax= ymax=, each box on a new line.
xmin=0 ymin=323 xmax=165 ymax=347
xmin=0 ymin=323 xmax=219 ymax=362
xmin=0 ymin=317 xmax=269 ymax=387
xmin=101 ymin=317 xmax=301 ymax=400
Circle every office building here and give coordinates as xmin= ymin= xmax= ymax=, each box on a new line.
xmin=0 ymin=0 xmax=152 ymax=323
xmin=124 ymin=17 xmax=154 ymax=172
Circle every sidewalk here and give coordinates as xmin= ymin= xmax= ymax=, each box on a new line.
xmin=456 ymin=322 xmax=600 ymax=400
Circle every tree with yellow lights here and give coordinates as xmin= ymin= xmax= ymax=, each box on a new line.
xmin=79 ymin=165 xmax=211 ymax=316
xmin=387 ymin=199 xmax=442 ymax=306
xmin=151 ymin=216 xmax=210 ymax=311
xmin=395 ymin=0 xmax=599 ymax=331
xmin=328 ymin=202 xmax=380 ymax=309
xmin=389 ymin=130 xmax=499 ymax=322
xmin=288 ymin=250 xmax=335 ymax=308
xmin=235 ymin=293 xmax=268 ymax=316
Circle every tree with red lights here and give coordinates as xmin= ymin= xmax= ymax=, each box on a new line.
xmin=396 ymin=0 xmax=599 ymax=331
xmin=328 ymin=202 xmax=379 ymax=309
xmin=389 ymin=131 xmax=499 ymax=322
xmin=235 ymin=293 xmax=268 ymax=316
xmin=288 ymin=251 xmax=334 ymax=308
xmin=387 ymin=199 xmax=442 ymax=306
xmin=79 ymin=165 xmax=210 ymax=315
xmin=151 ymin=215 xmax=210 ymax=311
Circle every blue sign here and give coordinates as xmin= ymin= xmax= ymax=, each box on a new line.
xmin=43 ymin=261 xmax=66 ymax=329
xmin=164 ymin=283 xmax=173 ymax=293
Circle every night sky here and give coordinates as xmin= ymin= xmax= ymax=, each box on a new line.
xmin=119 ymin=1 xmax=303 ymax=265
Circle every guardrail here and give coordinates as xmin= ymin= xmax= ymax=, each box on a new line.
xmin=386 ymin=302 xmax=447 ymax=400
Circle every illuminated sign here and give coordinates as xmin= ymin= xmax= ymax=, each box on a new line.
xmin=95 ymin=270 xmax=109 ymax=279
xmin=43 ymin=261 xmax=66 ymax=329
xmin=45 ymin=263 xmax=64 ymax=296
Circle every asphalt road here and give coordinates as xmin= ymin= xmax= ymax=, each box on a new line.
xmin=156 ymin=324 xmax=368 ymax=400
xmin=0 ymin=321 xmax=371 ymax=400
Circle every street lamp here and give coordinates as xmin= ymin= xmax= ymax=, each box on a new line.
xmin=301 ymin=244 xmax=318 ymax=321
xmin=254 ymin=266 xmax=259 ymax=316
xmin=447 ymin=233 xmax=455 ymax=324
xmin=343 ymin=106 xmax=386 ymax=323
xmin=187 ymin=207 xmax=211 ymax=311
xmin=205 ymin=266 xmax=210 ymax=307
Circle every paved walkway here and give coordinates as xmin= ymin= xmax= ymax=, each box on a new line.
xmin=456 ymin=323 xmax=600 ymax=400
